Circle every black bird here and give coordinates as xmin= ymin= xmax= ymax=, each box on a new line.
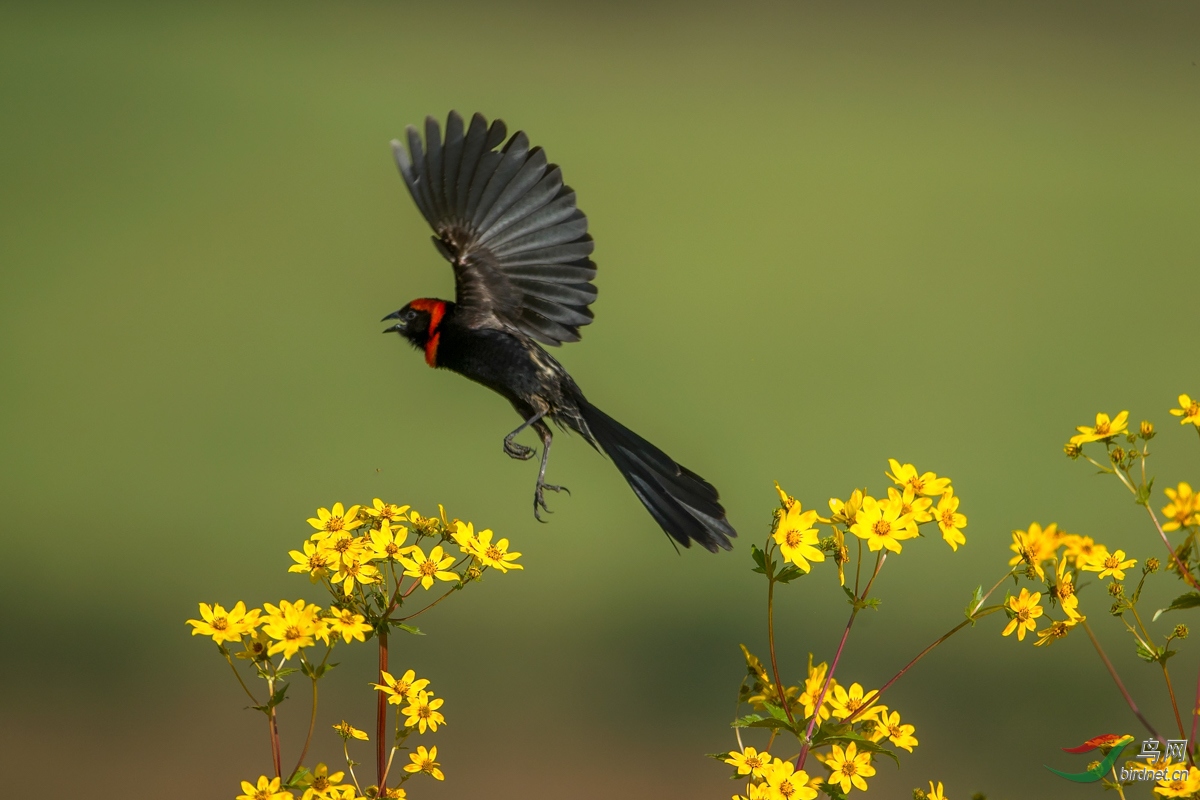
xmin=382 ymin=112 xmax=736 ymax=552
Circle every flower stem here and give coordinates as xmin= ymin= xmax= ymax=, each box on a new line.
xmin=1081 ymin=618 xmax=1165 ymax=745
xmin=1190 ymin=662 xmax=1200 ymax=766
xmin=289 ymin=648 xmax=330 ymax=781
xmin=1144 ymin=505 xmax=1200 ymax=591
xmin=344 ymin=740 xmax=362 ymax=795
xmin=765 ymin=550 xmax=797 ymax=728
xmin=377 ymin=626 xmax=389 ymax=790
xmin=843 ymin=604 xmax=1004 ymax=725
xmin=266 ymin=669 xmax=282 ymax=779
xmin=796 ymin=552 xmax=885 ymax=769
xmin=220 ymin=647 xmax=260 ymax=705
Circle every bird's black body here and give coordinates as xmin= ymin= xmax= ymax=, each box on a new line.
xmin=383 ymin=112 xmax=736 ymax=552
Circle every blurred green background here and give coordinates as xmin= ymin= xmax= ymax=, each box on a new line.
xmin=2 ymin=1 xmax=1198 ymax=797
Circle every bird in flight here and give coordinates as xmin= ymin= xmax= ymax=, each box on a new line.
xmin=382 ymin=112 xmax=736 ymax=552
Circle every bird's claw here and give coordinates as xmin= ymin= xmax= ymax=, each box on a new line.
xmin=504 ymin=438 xmax=535 ymax=461
xmin=533 ymin=482 xmax=568 ymax=522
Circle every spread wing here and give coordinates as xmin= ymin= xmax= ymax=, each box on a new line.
xmin=391 ymin=112 xmax=597 ymax=346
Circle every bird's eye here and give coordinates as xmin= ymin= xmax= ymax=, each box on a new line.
xmin=405 ymin=310 xmax=417 ymax=320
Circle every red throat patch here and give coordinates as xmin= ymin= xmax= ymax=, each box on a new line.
xmin=408 ymin=298 xmax=446 ymax=367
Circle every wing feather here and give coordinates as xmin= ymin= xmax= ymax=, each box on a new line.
xmin=392 ymin=112 xmax=598 ymax=345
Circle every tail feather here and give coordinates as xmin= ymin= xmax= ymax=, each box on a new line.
xmin=577 ymin=398 xmax=736 ymax=552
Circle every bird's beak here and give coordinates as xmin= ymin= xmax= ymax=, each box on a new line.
xmin=381 ymin=310 xmax=406 ymax=333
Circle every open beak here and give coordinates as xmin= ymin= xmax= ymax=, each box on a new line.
xmin=381 ymin=310 xmax=406 ymax=333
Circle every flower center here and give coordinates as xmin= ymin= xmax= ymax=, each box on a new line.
xmin=907 ymin=477 xmax=924 ymax=494
xmin=778 ymin=779 xmax=795 ymax=798
xmin=941 ymin=509 xmax=955 ymax=526
xmin=784 ymin=529 xmax=802 ymax=548
xmin=839 ymin=761 xmax=858 ymax=777
xmin=1188 ymin=401 xmax=1200 ymax=417
xmin=1095 ymin=421 xmax=1111 ymax=435
xmin=486 ymin=545 xmax=503 ymax=561
xmin=872 ymin=520 xmax=891 ymax=537
xmin=745 ymin=755 xmax=762 ymax=769
xmin=285 ymin=625 xmax=302 ymax=641
xmin=1104 ymin=556 xmax=1119 ymax=569
xmin=313 ymin=777 xmax=329 ymax=789
xmin=1016 ymin=608 xmax=1031 ymax=622
xmin=212 ymin=617 xmax=229 ymax=631
xmin=419 ymin=560 xmax=437 ymax=576
xmin=395 ymin=681 xmax=411 ymax=694
xmin=845 ymin=698 xmax=862 ymax=713
xmin=386 ymin=543 xmax=400 ymax=555
xmin=334 ymin=538 xmax=352 ymax=553
xmin=419 ymin=705 xmax=432 ymax=719
xmin=309 ymin=554 xmax=328 ymax=570
xmin=328 ymin=517 xmax=345 ymax=532
xmin=1058 ymin=581 xmax=1074 ymax=599
xmin=420 ymin=758 xmax=434 ymax=772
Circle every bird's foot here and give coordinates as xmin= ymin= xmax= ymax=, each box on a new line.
xmin=533 ymin=481 xmax=570 ymax=522
xmin=504 ymin=437 xmax=535 ymax=461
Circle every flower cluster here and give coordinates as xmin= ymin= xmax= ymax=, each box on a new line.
xmin=188 ymin=499 xmax=522 ymax=799
xmin=721 ymin=461 xmax=965 ymax=796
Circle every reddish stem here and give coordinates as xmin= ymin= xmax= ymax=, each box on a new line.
xmin=1082 ymin=619 xmax=1165 ymax=745
xmin=766 ymin=563 xmax=797 ymax=728
xmin=377 ymin=627 xmax=389 ymax=790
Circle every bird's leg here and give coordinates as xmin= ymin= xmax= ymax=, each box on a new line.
xmin=503 ymin=410 xmax=545 ymax=461
xmin=532 ymin=420 xmax=568 ymax=522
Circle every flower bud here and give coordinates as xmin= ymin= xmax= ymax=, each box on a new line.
xmin=1110 ymin=446 xmax=1125 ymax=464
xmin=1140 ymin=420 xmax=1155 ymax=439
xmin=1108 ymin=581 xmax=1125 ymax=598
xmin=1064 ymin=442 xmax=1082 ymax=459
xmin=1175 ymin=624 xmax=1189 ymax=639
xmin=1146 ymin=557 xmax=1160 ymax=573
xmin=912 ymin=791 xmax=928 ymax=800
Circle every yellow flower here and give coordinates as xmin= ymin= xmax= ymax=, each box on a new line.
xmin=1053 ymin=559 xmax=1081 ymax=620
xmin=186 ymin=601 xmax=260 ymax=645
xmin=724 ymin=747 xmax=772 ymax=779
xmin=308 ymin=503 xmax=362 ymax=539
xmin=932 ymin=492 xmax=967 ymax=551
xmin=828 ymin=490 xmax=864 ymax=526
xmin=300 ymin=763 xmax=351 ymax=800
xmin=333 ymin=557 xmax=381 ymax=596
xmin=1163 ymin=483 xmax=1199 ymax=532
xmin=407 ymin=509 xmax=442 ymax=538
xmin=872 ymin=709 xmax=918 ymax=752
xmin=1060 ymin=534 xmax=1101 ymax=567
xmin=403 ymin=745 xmax=444 ymax=781
xmin=771 ymin=497 xmax=825 ymax=572
xmin=1082 ymin=549 xmax=1136 ymax=581
xmin=1170 ymin=394 xmax=1200 ymax=428
xmin=1070 ymin=410 xmax=1129 ymax=445
xmin=828 ymin=682 xmax=885 ymax=723
xmin=473 ymin=528 xmax=524 ymax=573
xmin=332 ymin=720 xmax=369 ymax=741
xmin=326 ymin=608 xmax=373 ymax=643
xmin=884 ymin=486 xmax=933 ymax=524
xmin=317 ymin=532 xmax=369 ymax=569
xmin=367 ymin=520 xmax=412 ymax=562
xmin=1008 ymin=522 xmax=1061 ymax=580
xmin=261 ymin=599 xmax=327 ymax=659
xmin=237 ymin=775 xmax=294 ymax=800
xmin=403 ymin=689 xmax=446 ymax=733
xmin=824 ymin=742 xmax=875 ymax=794
xmin=763 ymin=758 xmax=818 ymax=800
xmin=398 ymin=545 xmax=459 ymax=590
xmin=372 ymin=669 xmax=430 ymax=705
xmin=927 ymin=781 xmax=948 ymax=800
xmin=799 ymin=658 xmax=836 ymax=721
xmin=365 ymin=498 xmax=410 ymax=526
xmin=1035 ymin=616 xmax=1082 ymax=646
xmin=849 ymin=496 xmax=916 ymax=553
xmin=1002 ymin=589 xmax=1043 ymax=641
xmin=289 ymin=541 xmax=336 ymax=582
xmin=1155 ymin=763 xmax=1200 ymax=797
xmin=886 ymin=459 xmax=951 ymax=497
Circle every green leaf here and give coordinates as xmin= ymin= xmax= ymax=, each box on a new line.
xmin=751 ymin=544 xmax=767 ymax=574
xmin=394 ymin=623 xmax=425 ymax=636
xmin=776 ymin=565 xmax=806 ymax=584
xmin=1135 ymin=476 xmax=1156 ymax=507
xmin=705 ymin=752 xmax=733 ymax=762
xmin=732 ymin=713 xmax=766 ymax=728
xmin=1153 ymin=592 xmax=1200 ymax=621
xmin=251 ymin=683 xmax=290 ymax=714
xmin=1135 ymin=641 xmax=1159 ymax=663
xmin=965 ymin=585 xmax=983 ymax=620
xmin=762 ymin=702 xmax=790 ymax=722
xmin=820 ymin=781 xmax=849 ymax=799
xmin=842 ymin=586 xmax=858 ymax=605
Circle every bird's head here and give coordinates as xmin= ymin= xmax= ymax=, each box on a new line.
xmin=382 ymin=298 xmax=448 ymax=365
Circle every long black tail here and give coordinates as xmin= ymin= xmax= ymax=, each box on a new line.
xmin=576 ymin=398 xmax=737 ymax=552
